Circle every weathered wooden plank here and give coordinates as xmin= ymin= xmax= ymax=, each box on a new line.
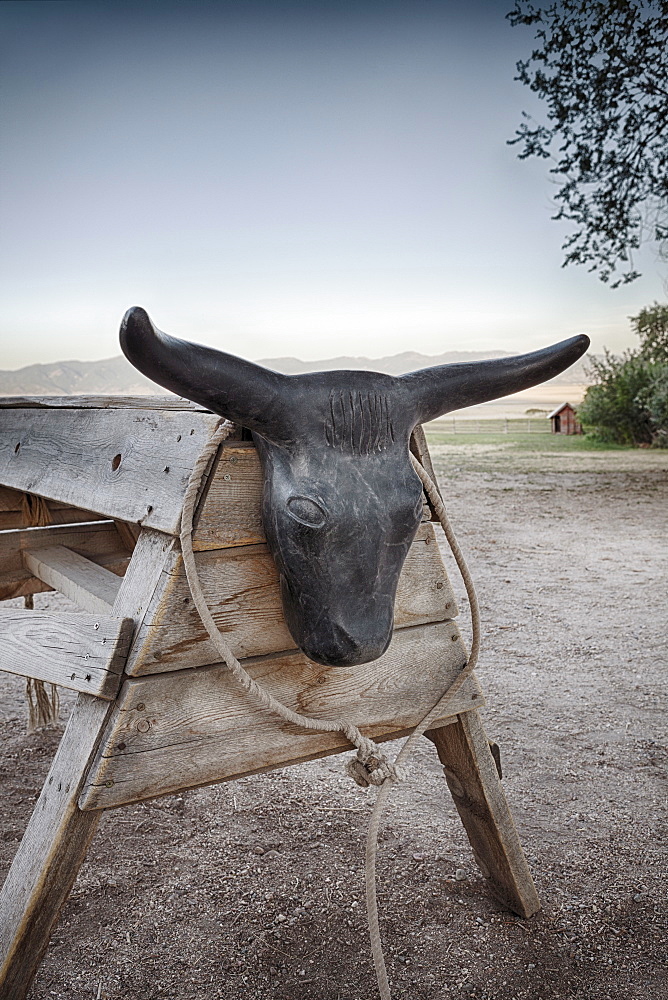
xmin=0 ymin=520 xmax=130 ymax=601
xmin=0 ymin=408 xmax=224 ymax=534
xmin=410 ymin=424 xmax=438 ymax=484
xmin=81 ymin=620 xmax=483 ymax=809
xmin=0 ymin=554 xmax=130 ymax=603
xmin=410 ymin=424 xmax=442 ymax=522
xmin=110 ymin=528 xmax=177 ymax=622
xmin=193 ymin=429 xmax=438 ymax=552
xmin=425 ymin=713 xmax=540 ymax=918
xmin=0 ymin=695 xmax=113 ymax=1000
xmin=127 ymin=521 xmax=458 ymax=675
xmin=0 ymin=395 xmax=209 ymax=410
xmin=193 ymin=443 xmax=264 ymax=549
xmin=0 ymin=524 xmax=180 ymax=999
xmin=0 ymin=609 xmax=132 ymax=698
xmin=23 ymin=546 xmax=122 ymax=614
xmin=0 ymin=519 xmax=126 ymax=574
xmin=0 ymin=527 xmax=174 ymax=996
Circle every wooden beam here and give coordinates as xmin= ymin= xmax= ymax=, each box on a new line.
xmin=0 ymin=526 xmax=177 ymax=999
xmin=193 ymin=443 xmax=265 ymax=550
xmin=0 ymin=520 xmax=130 ymax=601
xmin=81 ymin=620 xmax=484 ymax=809
xmin=0 ymin=696 xmax=113 ymax=999
xmin=0 ymin=608 xmax=133 ymax=698
xmin=0 ymin=407 xmax=225 ymax=534
xmin=410 ymin=425 xmax=438 ymax=484
xmin=193 ymin=430 xmax=439 ymax=552
xmin=23 ymin=546 xmax=121 ymax=614
xmin=425 ymin=713 xmax=540 ymax=918
xmin=127 ymin=521 xmax=458 ymax=675
xmin=0 ymin=395 xmax=210 ymax=410
xmin=0 ymin=552 xmax=129 ymax=603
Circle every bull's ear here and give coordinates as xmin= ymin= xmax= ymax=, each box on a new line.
xmin=120 ymin=307 xmax=291 ymax=439
xmin=400 ymin=335 xmax=590 ymax=424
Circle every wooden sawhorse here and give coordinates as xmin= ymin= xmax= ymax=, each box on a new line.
xmin=0 ymin=396 xmax=539 ymax=998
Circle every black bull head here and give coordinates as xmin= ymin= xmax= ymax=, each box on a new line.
xmin=121 ymin=307 xmax=588 ymax=668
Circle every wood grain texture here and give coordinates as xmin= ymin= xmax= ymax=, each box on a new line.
xmin=0 ymin=696 xmax=113 ymax=999
xmin=410 ymin=425 xmax=436 ymax=480
xmin=192 ymin=429 xmax=438 ymax=552
xmin=410 ymin=424 xmax=442 ymax=521
xmin=0 ymin=520 xmax=130 ymax=601
xmin=0 ymin=523 xmax=181 ymax=999
xmin=0 ymin=407 xmax=223 ymax=535
xmin=81 ymin=620 xmax=483 ymax=809
xmin=425 ymin=713 xmax=540 ymax=918
xmin=127 ymin=521 xmax=459 ymax=675
xmin=193 ymin=444 xmax=265 ymax=550
xmin=110 ymin=529 xmax=176 ymax=624
xmin=0 ymin=395 xmax=209 ymax=410
xmin=23 ymin=546 xmax=122 ymax=614
xmin=0 ymin=609 xmax=132 ymax=698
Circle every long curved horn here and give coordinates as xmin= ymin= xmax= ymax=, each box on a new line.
xmin=400 ymin=335 xmax=590 ymax=424
xmin=120 ymin=307 xmax=291 ymax=439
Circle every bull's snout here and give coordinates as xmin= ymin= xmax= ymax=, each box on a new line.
xmin=298 ymin=613 xmax=394 ymax=668
xmin=280 ymin=573 xmax=397 ymax=667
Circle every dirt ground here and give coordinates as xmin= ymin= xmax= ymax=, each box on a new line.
xmin=1 ymin=442 xmax=666 ymax=1000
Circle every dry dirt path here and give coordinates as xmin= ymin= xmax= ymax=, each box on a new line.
xmin=0 ymin=445 xmax=666 ymax=1000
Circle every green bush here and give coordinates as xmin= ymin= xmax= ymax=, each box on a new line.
xmin=579 ymin=304 xmax=668 ymax=446
xmin=639 ymin=364 xmax=668 ymax=447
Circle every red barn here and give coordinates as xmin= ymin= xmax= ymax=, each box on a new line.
xmin=548 ymin=402 xmax=581 ymax=435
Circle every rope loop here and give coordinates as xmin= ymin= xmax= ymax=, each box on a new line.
xmin=179 ymin=420 xmax=403 ymax=788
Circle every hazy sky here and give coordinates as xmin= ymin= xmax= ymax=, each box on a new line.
xmin=1 ymin=0 xmax=665 ymax=370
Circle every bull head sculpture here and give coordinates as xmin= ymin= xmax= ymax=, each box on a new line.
xmin=121 ymin=307 xmax=588 ymax=668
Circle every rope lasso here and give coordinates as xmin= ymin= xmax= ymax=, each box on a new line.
xmin=179 ymin=422 xmax=481 ymax=1000
xmin=179 ymin=420 xmax=402 ymax=785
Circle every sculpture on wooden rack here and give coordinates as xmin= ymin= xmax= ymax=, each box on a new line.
xmin=120 ymin=306 xmax=588 ymax=667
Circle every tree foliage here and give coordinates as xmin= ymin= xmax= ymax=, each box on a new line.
xmin=631 ymin=301 xmax=668 ymax=362
xmin=578 ymin=351 xmax=657 ymax=443
xmin=508 ymin=1 xmax=668 ymax=287
xmin=578 ymin=303 xmax=668 ymax=444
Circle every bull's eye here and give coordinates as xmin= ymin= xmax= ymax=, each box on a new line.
xmin=286 ymin=495 xmax=327 ymax=528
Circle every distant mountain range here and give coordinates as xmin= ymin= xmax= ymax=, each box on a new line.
xmin=0 ymin=349 xmax=590 ymax=397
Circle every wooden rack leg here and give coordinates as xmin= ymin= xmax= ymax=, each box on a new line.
xmin=0 ymin=695 xmax=112 ymax=1000
xmin=0 ymin=527 xmax=174 ymax=998
xmin=425 ymin=710 xmax=540 ymax=918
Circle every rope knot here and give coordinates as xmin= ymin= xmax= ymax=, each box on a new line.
xmin=345 ymin=738 xmax=404 ymax=788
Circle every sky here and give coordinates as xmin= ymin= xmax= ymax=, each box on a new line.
xmin=0 ymin=0 xmax=665 ymax=371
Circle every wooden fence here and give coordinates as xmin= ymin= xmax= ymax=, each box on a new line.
xmin=428 ymin=418 xmax=550 ymax=435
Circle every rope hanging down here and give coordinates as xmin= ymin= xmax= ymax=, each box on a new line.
xmin=180 ymin=421 xmax=481 ymax=1000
